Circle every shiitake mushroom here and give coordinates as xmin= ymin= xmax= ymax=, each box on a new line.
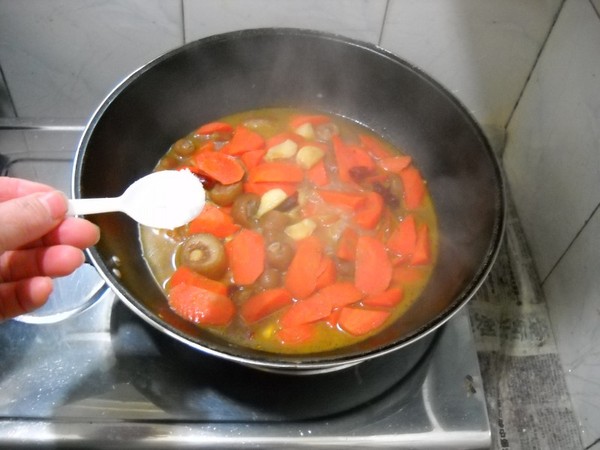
xmin=231 ymin=193 xmax=260 ymax=228
xmin=209 ymin=181 xmax=244 ymax=206
xmin=179 ymin=233 xmax=227 ymax=279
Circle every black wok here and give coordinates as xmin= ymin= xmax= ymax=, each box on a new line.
xmin=73 ymin=28 xmax=505 ymax=372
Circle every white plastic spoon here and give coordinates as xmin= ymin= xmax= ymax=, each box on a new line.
xmin=68 ymin=169 xmax=206 ymax=230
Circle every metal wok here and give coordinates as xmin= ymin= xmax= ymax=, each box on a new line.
xmin=73 ymin=28 xmax=505 ymax=373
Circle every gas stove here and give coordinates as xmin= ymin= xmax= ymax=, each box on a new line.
xmin=0 ymin=121 xmax=490 ymax=449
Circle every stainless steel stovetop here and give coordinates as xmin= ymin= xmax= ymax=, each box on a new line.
xmin=0 ymin=122 xmax=490 ymax=449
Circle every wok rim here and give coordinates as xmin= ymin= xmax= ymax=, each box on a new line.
xmin=73 ymin=27 xmax=506 ymax=371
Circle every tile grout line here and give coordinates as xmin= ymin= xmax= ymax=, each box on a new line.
xmin=504 ymin=0 xmax=568 ymax=130
xmin=542 ymin=201 xmax=600 ymax=285
xmin=377 ymin=0 xmax=391 ymax=46
xmin=180 ymin=0 xmax=187 ymax=44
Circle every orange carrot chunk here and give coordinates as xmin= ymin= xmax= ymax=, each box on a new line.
xmin=363 ymin=287 xmax=404 ymax=308
xmin=354 ymin=191 xmax=384 ymax=229
xmin=400 ymin=165 xmax=426 ymax=209
xmin=338 ymin=307 xmax=390 ymax=336
xmin=289 ymin=114 xmax=331 ymax=130
xmin=306 ymin=159 xmax=329 ymax=186
xmin=336 ymin=227 xmax=358 ymax=261
xmin=276 ymin=323 xmax=317 ymax=345
xmin=169 ymin=266 xmax=228 ymax=295
xmin=221 ymin=126 xmax=265 ymax=155
xmin=411 ymin=223 xmax=431 ymax=265
xmin=226 ymin=229 xmax=265 ymax=285
xmin=315 ymin=256 xmax=337 ymax=290
xmin=248 ymin=162 xmax=304 ymax=183
xmin=168 ymin=284 xmax=235 ymax=326
xmin=280 ymin=294 xmax=333 ymax=328
xmin=378 ymin=156 xmax=412 ymax=174
xmin=358 ymin=134 xmax=394 ymax=160
xmin=194 ymin=151 xmax=245 ymax=185
xmin=195 ymin=121 xmax=234 ymax=135
xmin=188 ymin=203 xmax=240 ymax=237
xmin=240 ymin=148 xmax=267 ymax=170
xmin=355 ymin=235 xmax=392 ymax=295
xmin=387 ymin=214 xmax=417 ymax=258
xmin=284 ymin=236 xmax=323 ymax=299
xmin=241 ymin=288 xmax=293 ymax=324
xmin=317 ymin=189 xmax=366 ymax=210
xmin=318 ymin=282 xmax=364 ymax=308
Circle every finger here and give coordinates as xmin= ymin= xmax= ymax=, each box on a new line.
xmin=0 ymin=245 xmax=85 ymax=282
xmin=0 ymin=277 xmax=52 ymax=321
xmin=39 ymin=218 xmax=100 ymax=249
xmin=0 ymin=177 xmax=53 ymax=202
xmin=0 ymin=190 xmax=68 ymax=254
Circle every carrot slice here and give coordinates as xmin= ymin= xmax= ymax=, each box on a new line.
xmin=221 ymin=126 xmax=265 ymax=155
xmin=315 ymin=256 xmax=337 ymax=290
xmin=195 ymin=121 xmax=234 ymax=135
xmin=225 ymin=229 xmax=265 ymax=285
xmin=338 ymin=307 xmax=390 ymax=336
xmin=378 ymin=156 xmax=412 ymax=174
xmin=240 ymin=148 xmax=267 ymax=170
xmin=194 ymin=151 xmax=245 ymax=185
xmin=169 ymin=266 xmax=227 ymax=295
xmin=354 ymin=191 xmax=384 ymax=229
xmin=289 ymin=114 xmax=331 ymax=130
xmin=411 ymin=223 xmax=431 ymax=265
xmin=332 ymin=135 xmax=355 ymax=183
xmin=276 ymin=323 xmax=316 ymax=345
xmin=363 ymin=287 xmax=404 ymax=308
xmin=400 ymin=165 xmax=426 ymax=209
xmin=284 ymin=236 xmax=323 ymax=299
xmin=243 ymin=181 xmax=298 ymax=197
xmin=358 ymin=134 xmax=394 ymax=160
xmin=317 ymin=189 xmax=365 ymax=210
xmin=280 ymin=294 xmax=333 ymax=328
xmin=188 ymin=203 xmax=240 ymax=237
xmin=336 ymin=227 xmax=358 ymax=261
xmin=387 ymin=214 xmax=417 ymax=258
xmin=248 ymin=162 xmax=304 ymax=183
xmin=306 ymin=159 xmax=329 ymax=186
xmin=168 ymin=284 xmax=235 ymax=326
xmin=318 ymin=282 xmax=363 ymax=308
xmin=355 ymin=235 xmax=392 ymax=295
xmin=241 ymin=288 xmax=293 ymax=324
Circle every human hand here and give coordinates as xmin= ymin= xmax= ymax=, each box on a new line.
xmin=0 ymin=177 xmax=100 ymax=321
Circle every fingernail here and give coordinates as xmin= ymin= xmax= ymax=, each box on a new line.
xmin=39 ymin=191 xmax=68 ymax=220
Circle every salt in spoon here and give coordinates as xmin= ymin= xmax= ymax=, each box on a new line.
xmin=67 ymin=169 xmax=206 ymax=230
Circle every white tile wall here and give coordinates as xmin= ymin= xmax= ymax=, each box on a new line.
xmin=0 ymin=0 xmax=562 ymax=129
xmin=380 ymin=0 xmax=562 ymax=129
xmin=183 ymin=0 xmax=387 ymax=44
xmin=544 ymin=206 xmax=600 ymax=447
xmin=503 ymin=0 xmax=600 ymax=281
xmin=503 ymin=0 xmax=600 ymax=446
xmin=0 ymin=0 xmax=182 ymax=119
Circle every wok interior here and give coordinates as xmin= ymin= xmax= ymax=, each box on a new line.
xmin=75 ymin=29 xmax=503 ymax=366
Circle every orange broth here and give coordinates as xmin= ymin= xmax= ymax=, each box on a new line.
xmin=140 ymin=108 xmax=438 ymax=354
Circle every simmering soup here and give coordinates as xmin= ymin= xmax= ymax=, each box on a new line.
xmin=140 ymin=108 xmax=438 ymax=354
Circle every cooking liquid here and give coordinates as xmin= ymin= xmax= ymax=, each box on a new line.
xmin=140 ymin=108 xmax=438 ymax=354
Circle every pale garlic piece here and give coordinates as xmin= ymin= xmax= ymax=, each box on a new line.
xmin=284 ymin=218 xmax=317 ymax=240
xmin=264 ymin=139 xmax=298 ymax=161
xmin=255 ymin=188 xmax=288 ymax=218
xmin=294 ymin=122 xmax=315 ymax=140
xmin=296 ymin=145 xmax=325 ymax=169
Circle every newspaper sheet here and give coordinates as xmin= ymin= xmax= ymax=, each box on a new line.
xmin=468 ymin=199 xmax=583 ymax=449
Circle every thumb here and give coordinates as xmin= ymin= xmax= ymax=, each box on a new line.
xmin=0 ymin=190 xmax=68 ymax=254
